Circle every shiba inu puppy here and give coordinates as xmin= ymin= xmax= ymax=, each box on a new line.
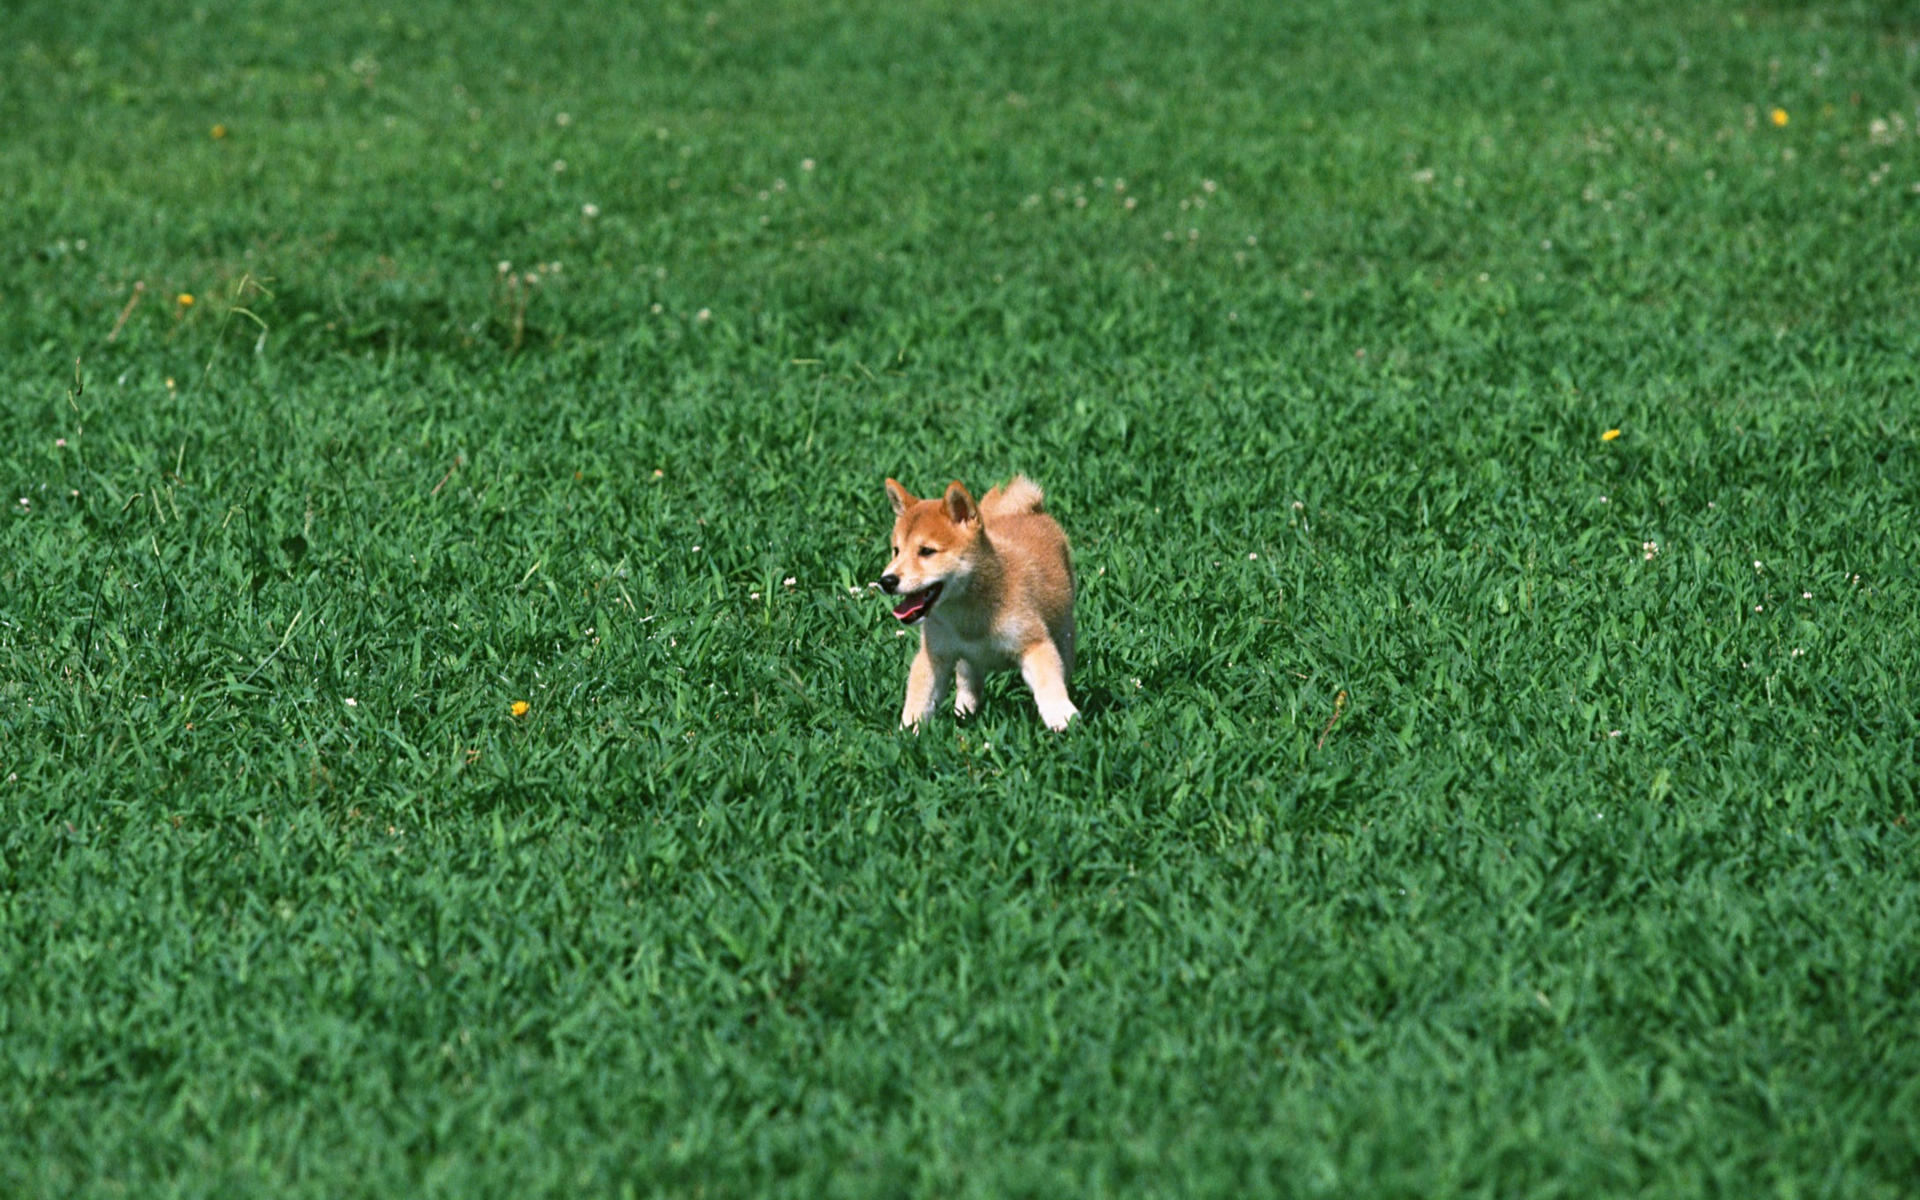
xmin=879 ymin=475 xmax=1078 ymax=731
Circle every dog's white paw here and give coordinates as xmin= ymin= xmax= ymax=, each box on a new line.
xmin=1038 ymin=698 xmax=1079 ymax=732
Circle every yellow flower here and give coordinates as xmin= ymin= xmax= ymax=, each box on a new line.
xmin=210 ymin=124 xmax=228 ymax=140
xmin=177 ymin=293 xmax=194 ymax=307
xmin=1770 ymin=108 xmax=1789 ymax=127
xmin=510 ymin=700 xmax=530 ymax=717
xmin=1601 ymin=428 xmax=1622 ymax=442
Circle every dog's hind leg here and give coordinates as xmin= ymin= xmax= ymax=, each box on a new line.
xmin=1019 ymin=640 xmax=1079 ymax=732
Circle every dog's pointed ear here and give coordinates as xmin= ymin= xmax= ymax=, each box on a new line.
xmin=885 ymin=478 xmax=914 ymax=516
xmin=943 ymin=480 xmax=978 ymax=526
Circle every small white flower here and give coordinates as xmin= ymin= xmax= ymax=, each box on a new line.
xmin=344 ymin=697 xmax=358 ymax=707
xmin=551 ymin=159 xmax=567 ymax=173
xmin=581 ymin=202 xmax=600 ymax=219
xmin=55 ymin=437 xmax=67 ymax=448
xmin=801 ymin=158 xmax=816 ymax=171
xmin=1608 ymin=730 xmax=1622 ymax=738
xmin=691 ymin=545 xmax=700 ymax=552
xmin=696 ymin=308 xmax=711 ymax=322
xmin=783 ymin=577 xmax=797 ymax=587
xmin=1248 ymin=552 xmax=1258 ymax=560
xmin=1802 ymin=591 xmax=1811 ymax=600
xmin=749 ymin=592 xmax=761 ymax=600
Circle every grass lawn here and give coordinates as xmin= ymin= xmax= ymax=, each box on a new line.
xmin=3 ymin=0 xmax=1918 ymax=1195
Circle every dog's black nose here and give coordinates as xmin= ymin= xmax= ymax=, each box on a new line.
xmin=879 ymin=574 xmax=900 ymax=594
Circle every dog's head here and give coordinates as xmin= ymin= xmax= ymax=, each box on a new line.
xmin=878 ymin=478 xmax=981 ymax=624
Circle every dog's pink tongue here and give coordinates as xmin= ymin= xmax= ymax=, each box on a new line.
xmin=891 ymin=594 xmax=926 ymax=622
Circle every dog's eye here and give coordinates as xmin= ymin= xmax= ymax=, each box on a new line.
xmin=917 ymin=546 xmax=936 ymax=557
xmin=891 ymin=545 xmax=898 ymax=556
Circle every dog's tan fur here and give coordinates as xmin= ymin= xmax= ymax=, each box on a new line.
xmin=880 ymin=475 xmax=1078 ymax=731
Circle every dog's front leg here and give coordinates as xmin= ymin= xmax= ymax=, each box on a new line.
xmin=953 ymin=656 xmax=983 ymax=718
xmin=1019 ymin=639 xmax=1079 ymax=731
xmin=901 ymin=639 xmax=949 ymax=729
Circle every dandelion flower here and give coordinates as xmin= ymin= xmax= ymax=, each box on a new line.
xmin=510 ymin=700 xmax=530 ymax=717
xmin=1770 ymin=107 xmax=1789 ymax=127
xmin=1601 ymin=428 xmax=1621 ymax=441
xmin=210 ymin=124 xmax=228 ymax=140
xmin=177 ymin=293 xmax=194 ymax=307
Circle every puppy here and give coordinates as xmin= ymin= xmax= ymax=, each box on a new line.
xmin=879 ymin=475 xmax=1078 ymax=731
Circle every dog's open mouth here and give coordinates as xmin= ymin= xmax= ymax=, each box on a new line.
xmin=890 ymin=582 xmax=943 ymax=624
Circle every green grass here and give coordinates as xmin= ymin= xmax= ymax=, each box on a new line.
xmin=4 ymin=0 xmax=1919 ymax=1195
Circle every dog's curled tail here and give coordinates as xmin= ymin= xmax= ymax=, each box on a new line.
xmin=982 ymin=474 xmax=1045 ymax=518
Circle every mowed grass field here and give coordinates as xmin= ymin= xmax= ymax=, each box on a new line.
xmin=5 ymin=0 xmax=1919 ymax=1194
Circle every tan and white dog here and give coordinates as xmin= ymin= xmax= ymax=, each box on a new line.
xmin=879 ymin=475 xmax=1078 ymax=731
